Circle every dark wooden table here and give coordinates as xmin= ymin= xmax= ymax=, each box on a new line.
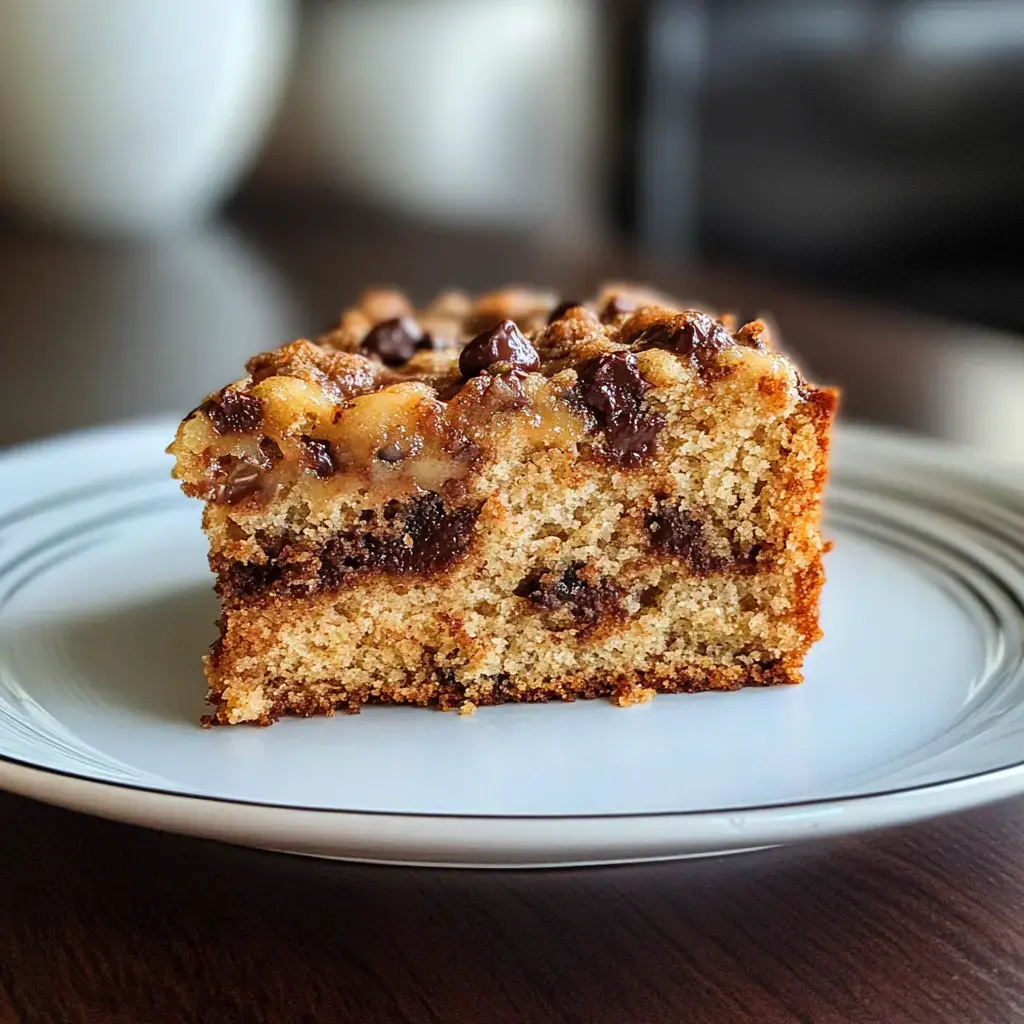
xmin=2 ymin=207 xmax=1024 ymax=1023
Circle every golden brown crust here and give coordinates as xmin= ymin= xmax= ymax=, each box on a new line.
xmin=202 ymin=660 xmax=797 ymax=727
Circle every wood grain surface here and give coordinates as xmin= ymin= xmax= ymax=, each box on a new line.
xmin=3 ymin=791 xmax=1024 ymax=1023
xmin=2 ymin=202 xmax=1024 ymax=1023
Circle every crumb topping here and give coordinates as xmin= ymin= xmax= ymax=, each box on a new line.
xmin=170 ymin=284 xmax=815 ymax=514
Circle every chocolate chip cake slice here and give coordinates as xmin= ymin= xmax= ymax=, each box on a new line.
xmin=168 ymin=284 xmax=837 ymax=725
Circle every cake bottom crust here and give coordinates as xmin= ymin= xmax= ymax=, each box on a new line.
xmin=203 ymin=661 xmax=799 ymax=727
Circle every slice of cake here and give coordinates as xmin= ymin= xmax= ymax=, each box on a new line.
xmin=168 ymin=284 xmax=837 ymax=725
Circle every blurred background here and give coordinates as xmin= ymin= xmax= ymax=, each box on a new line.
xmin=0 ymin=0 xmax=1023 ymax=450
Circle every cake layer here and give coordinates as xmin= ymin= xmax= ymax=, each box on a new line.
xmin=200 ymin=403 xmax=828 ymax=724
xmin=206 ymin=570 xmax=815 ymax=723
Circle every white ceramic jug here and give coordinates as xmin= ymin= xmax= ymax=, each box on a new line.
xmin=263 ymin=0 xmax=602 ymax=237
xmin=0 ymin=0 xmax=295 ymax=235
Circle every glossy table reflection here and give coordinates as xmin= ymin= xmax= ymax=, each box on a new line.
xmin=2 ymin=206 xmax=1024 ymax=1023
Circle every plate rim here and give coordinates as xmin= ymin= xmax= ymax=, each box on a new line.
xmin=3 ymin=736 xmax=1024 ymax=821
xmin=3 ymin=747 xmax=1024 ymax=868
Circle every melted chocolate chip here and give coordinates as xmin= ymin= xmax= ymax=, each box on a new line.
xmin=376 ymin=443 xmax=405 ymax=463
xmin=300 ymin=436 xmax=336 ymax=478
xmin=209 ymin=456 xmax=263 ymax=505
xmin=459 ymin=320 xmax=541 ymax=379
xmin=634 ymin=313 xmax=736 ymax=375
xmin=547 ymin=300 xmax=584 ymax=324
xmin=259 ymin=436 xmax=283 ymax=465
xmin=320 ymin=493 xmax=480 ymax=586
xmin=396 ymin=493 xmax=479 ymax=572
xmin=600 ymin=295 xmax=637 ymax=322
xmin=646 ymin=504 xmax=763 ymax=574
xmin=574 ymin=351 xmax=664 ymax=467
xmin=646 ymin=509 xmax=712 ymax=566
xmin=215 ymin=558 xmax=281 ymax=598
xmin=201 ymin=389 xmax=264 ymax=435
xmin=360 ymin=317 xmax=425 ymax=366
xmin=515 ymin=562 xmax=622 ymax=625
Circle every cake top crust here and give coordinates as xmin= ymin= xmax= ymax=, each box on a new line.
xmin=169 ymin=283 xmax=834 ymax=510
xmin=187 ymin=282 xmax=795 ymax=421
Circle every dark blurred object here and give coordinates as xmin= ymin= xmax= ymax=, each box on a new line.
xmin=620 ymin=0 xmax=1024 ymax=333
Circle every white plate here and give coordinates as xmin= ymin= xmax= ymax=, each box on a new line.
xmin=1 ymin=418 xmax=1023 ymax=868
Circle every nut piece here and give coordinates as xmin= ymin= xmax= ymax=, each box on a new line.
xmin=250 ymin=374 xmax=338 ymax=433
xmin=459 ymin=320 xmax=541 ymax=379
xmin=334 ymin=381 xmax=438 ymax=464
xmin=358 ymin=288 xmax=413 ymax=323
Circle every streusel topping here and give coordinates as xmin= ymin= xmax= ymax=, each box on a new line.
xmin=171 ymin=285 xmax=803 ymax=512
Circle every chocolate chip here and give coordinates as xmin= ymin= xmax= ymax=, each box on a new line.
xmin=459 ymin=320 xmax=541 ymax=379
xmin=600 ymin=295 xmax=637 ymax=322
xmin=376 ymin=443 xmax=405 ymax=463
xmin=515 ymin=562 xmax=622 ymax=625
xmin=215 ymin=493 xmax=481 ymax=594
xmin=395 ymin=492 xmax=479 ymax=573
xmin=360 ymin=317 xmax=425 ymax=366
xmin=646 ymin=503 xmax=763 ymax=574
xmin=214 ymin=557 xmax=281 ymax=598
xmin=209 ymin=456 xmax=262 ymax=504
xmin=574 ymin=351 xmax=664 ymax=467
xmin=547 ymin=300 xmax=584 ymax=324
xmin=201 ymin=389 xmax=264 ymax=435
xmin=300 ymin=436 xmax=336 ymax=478
xmin=319 ymin=492 xmax=480 ymax=586
xmin=635 ymin=312 xmax=735 ymax=373
xmin=646 ymin=508 xmax=709 ymax=563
